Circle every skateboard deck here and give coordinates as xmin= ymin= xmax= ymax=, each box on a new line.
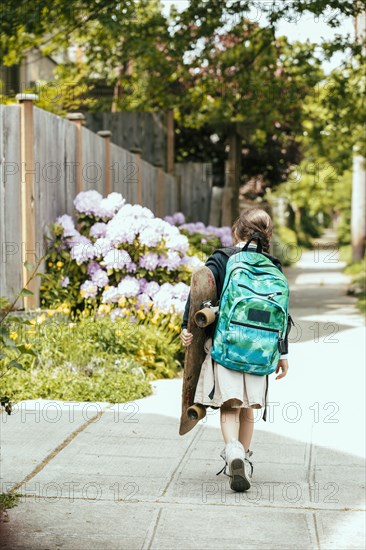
xmin=179 ymin=266 xmax=217 ymax=436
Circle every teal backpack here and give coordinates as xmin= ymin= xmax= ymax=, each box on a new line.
xmin=211 ymin=236 xmax=290 ymax=376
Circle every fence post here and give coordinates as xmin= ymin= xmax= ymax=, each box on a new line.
xmin=155 ymin=163 xmax=164 ymax=218
xmin=15 ymin=93 xmax=38 ymax=309
xmin=176 ymin=173 xmax=182 ymax=213
xmin=66 ymin=113 xmax=85 ymax=194
xmin=166 ymin=109 xmax=174 ymax=175
xmin=130 ymin=147 xmax=142 ymax=205
xmin=98 ymin=130 xmax=112 ymax=196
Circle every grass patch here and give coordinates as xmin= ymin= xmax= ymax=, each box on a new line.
xmin=0 ymin=492 xmax=20 ymax=512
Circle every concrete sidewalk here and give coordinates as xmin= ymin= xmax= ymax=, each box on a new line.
xmin=1 ymin=236 xmax=365 ymax=549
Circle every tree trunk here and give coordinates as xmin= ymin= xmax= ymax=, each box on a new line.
xmin=351 ymin=151 xmax=366 ymax=261
xmin=352 ymin=5 xmax=366 ymax=260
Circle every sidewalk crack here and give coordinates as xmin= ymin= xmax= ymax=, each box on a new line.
xmin=10 ymin=404 xmax=112 ymax=493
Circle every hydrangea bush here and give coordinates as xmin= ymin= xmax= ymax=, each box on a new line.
xmin=41 ymin=191 xmax=206 ymax=322
xmin=164 ymin=212 xmax=233 ymax=247
xmin=164 ymin=212 xmax=233 ymax=257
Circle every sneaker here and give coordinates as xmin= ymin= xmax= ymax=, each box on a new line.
xmin=216 ymin=440 xmax=253 ymax=492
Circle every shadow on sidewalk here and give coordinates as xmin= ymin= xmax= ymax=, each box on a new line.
xmin=1 ymin=409 xmax=365 ymax=549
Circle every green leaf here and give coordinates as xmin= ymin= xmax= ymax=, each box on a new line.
xmin=24 ymin=260 xmax=35 ymax=271
xmin=9 ymin=360 xmax=25 ymax=370
xmin=36 ymin=272 xmax=51 ymax=280
xmin=16 ymin=344 xmax=37 ymax=357
xmin=19 ymin=288 xmax=33 ymax=297
xmin=0 ymin=334 xmax=16 ymax=348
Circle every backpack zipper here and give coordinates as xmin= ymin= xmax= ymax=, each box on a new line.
xmin=229 ymin=321 xmax=286 ymax=353
xmin=237 ymin=284 xmax=282 ymax=298
xmin=220 ymin=265 xmax=284 ymax=305
xmin=230 ymin=320 xmax=280 ymax=333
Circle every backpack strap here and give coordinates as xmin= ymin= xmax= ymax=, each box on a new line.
xmin=214 ymin=245 xmax=283 ymax=272
xmin=214 ymin=247 xmax=237 ymax=258
xmin=243 ymin=232 xmax=263 ymax=253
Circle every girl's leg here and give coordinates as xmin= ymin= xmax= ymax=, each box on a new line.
xmin=220 ymin=399 xmax=241 ymax=443
xmin=238 ymin=407 xmax=254 ymax=453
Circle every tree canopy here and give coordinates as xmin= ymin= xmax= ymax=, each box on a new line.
xmin=1 ymin=0 xmax=364 ymax=193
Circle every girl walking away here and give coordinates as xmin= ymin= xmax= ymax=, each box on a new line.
xmin=180 ymin=208 xmax=293 ymax=492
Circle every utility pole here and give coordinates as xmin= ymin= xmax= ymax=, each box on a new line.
xmin=351 ymin=3 xmax=366 ymax=261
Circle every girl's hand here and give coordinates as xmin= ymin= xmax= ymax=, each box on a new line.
xmin=180 ymin=328 xmax=193 ymax=347
xmin=275 ymin=359 xmax=289 ymax=380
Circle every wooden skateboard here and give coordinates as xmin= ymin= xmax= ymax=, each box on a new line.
xmin=179 ymin=266 xmax=218 ymax=436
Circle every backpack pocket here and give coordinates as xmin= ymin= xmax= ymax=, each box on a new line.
xmin=223 ymin=296 xmax=286 ymax=369
xmin=224 ymin=322 xmax=280 ymax=367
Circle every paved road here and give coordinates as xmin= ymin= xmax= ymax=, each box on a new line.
xmin=1 ymin=232 xmax=365 ymax=549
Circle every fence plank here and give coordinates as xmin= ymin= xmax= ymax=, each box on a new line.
xmin=174 ymin=162 xmax=213 ymax=224
xmin=0 ymin=105 xmax=22 ymax=302
xmin=85 ymin=111 xmax=167 ymax=170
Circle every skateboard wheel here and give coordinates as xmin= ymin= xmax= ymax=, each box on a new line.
xmin=187 ymin=404 xmax=207 ymax=420
xmin=194 ymin=307 xmax=216 ymax=328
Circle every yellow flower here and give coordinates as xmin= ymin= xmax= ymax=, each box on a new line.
xmin=98 ymin=304 xmax=111 ymax=314
xmin=24 ymin=343 xmax=32 ymax=350
xmin=56 ymin=303 xmax=70 ymax=315
xmin=118 ymin=296 xmax=126 ymax=307
xmin=47 ymin=310 xmax=56 ymax=316
xmin=150 ymin=313 xmax=159 ymax=325
xmin=56 ymin=261 xmax=63 ymax=268
xmin=115 ymin=329 xmax=123 ymax=337
xmin=136 ymin=310 xmax=146 ymax=320
xmin=48 ymin=262 xmax=53 ymax=267
xmin=10 ymin=332 xmax=18 ymax=340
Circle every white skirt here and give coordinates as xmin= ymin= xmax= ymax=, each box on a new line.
xmin=194 ymin=337 xmax=268 ymax=409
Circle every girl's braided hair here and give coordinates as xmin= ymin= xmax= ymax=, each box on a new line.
xmin=231 ymin=207 xmax=273 ymax=253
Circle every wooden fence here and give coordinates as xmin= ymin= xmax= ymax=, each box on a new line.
xmin=0 ymin=96 xmax=212 ymax=306
xmin=85 ymin=111 xmax=170 ymax=172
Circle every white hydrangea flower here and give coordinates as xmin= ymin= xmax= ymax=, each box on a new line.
xmin=69 ymin=234 xmax=96 ymax=264
xmin=102 ymin=286 xmax=120 ymax=304
xmin=98 ymin=192 xmax=126 ymax=218
xmin=181 ymin=255 xmax=205 ymax=269
xmin=117 ymin=276 xmax=140 ymax=298
xmin=102 ymin=248 xmax=131 ymax=270
xmin=94 ymin=237 xmax=113 ymax=257
xmin=90 ymin=222 xmax=108 ymax=238
xmin=91 ymin=268 xmax=109 ymax=288
xmin=80 ymin=280 xmax=98 ymax=299
xmin=56 ymin=214 xmax=77 ymax=237
xmin=74 ymin=190 xmax=103 ymax=216
xmin=144 ymin=281 xmax=160 ymax=297
xmin=158 ymin=251 xmax=182 ymax=271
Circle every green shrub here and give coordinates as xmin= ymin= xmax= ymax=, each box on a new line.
xmin=339 ymin=244 xmax=352 ymax=264
xmin=1 ymin=314 xmax=184 ymax=404
xmin=337 ymin=210 xmax=351 ymax=246
xmin=180 ymin=229 xmax=221 ymax=261
xmin=272 ymin=226 xmax=299 ymax=266
xmin=299 ymin=208 xmax=322 ymax=239
xmin=0 ymin=358 xmax=151 ymax=403
xmin=343 ymin=251 xmax=366 ymax=316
